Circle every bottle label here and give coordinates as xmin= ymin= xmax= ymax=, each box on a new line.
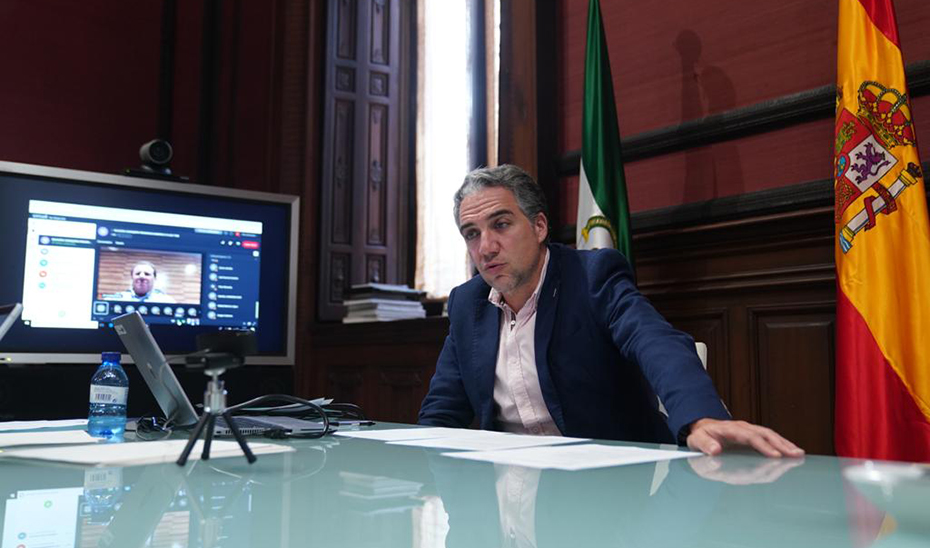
xmin=84 ymin=468 xmax=123 ymax=490
xmin=90 ymin=385 xmax=128 ymax=405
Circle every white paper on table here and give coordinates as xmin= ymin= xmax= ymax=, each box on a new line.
xmin=442 ymin=443 xmax=701 ymax=471
xmin=390 ymin=432 xmax=590 ymax=451
xmin=0 ymin=419 xmax=89 ymax=431
xmin=1 ymin=440 xmax=294 ymax=466
xmin=334 ymin=427 xmax=492 ymax=442
xmin=0 ymin=430 xmax=101 ymax=448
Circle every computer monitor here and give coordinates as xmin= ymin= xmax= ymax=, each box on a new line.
xmin=0 ymin=161 xmax=298 ymax=365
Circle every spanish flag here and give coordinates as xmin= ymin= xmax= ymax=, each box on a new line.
xmin=835 ymin=0 xmax=930 ymax=461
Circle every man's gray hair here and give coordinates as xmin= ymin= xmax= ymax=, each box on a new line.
xmin=132 ymin=260 xmax=157 ymax=277
xmin=453 ymin=164 xmax=549 ymax=231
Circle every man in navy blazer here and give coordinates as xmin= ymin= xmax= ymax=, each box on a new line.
xmin=419 ymin=165 xmax=803 ymax=457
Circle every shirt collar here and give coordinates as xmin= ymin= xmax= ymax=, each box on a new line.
xmin=488 ymin=248 xmax=550 ymax=313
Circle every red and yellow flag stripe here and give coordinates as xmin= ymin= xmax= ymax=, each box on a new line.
xmin=835 ymin=0 xmax=930 ymax=461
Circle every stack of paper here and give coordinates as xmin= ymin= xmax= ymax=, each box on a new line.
xmin=335 ymin=427 xmax=589 ymax=452
xmin=334 ymin=426 xmax=493 ymax=442
xmin=0 ymin=419 xmax=89 ymax=431
xmin=342 ymin=283 xmax=426 ymax=323
xmin=443 ymin=443 xmax=701 ymax=471
xmin=336 ymin=426 xmax=700 ymax=471
xmin=389 ymin=431 xmax=588 ymax=451
xmin=0 ymin=430 xmax=100 ymax=448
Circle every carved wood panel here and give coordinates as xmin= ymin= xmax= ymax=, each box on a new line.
xmin=378 ymin=368 xmax=425 ymax=424
xmin=332 ymin=99 xmax=355 ymax=245
xmin=370 ymin=71 xmax=389 ymax=96
xmin=366 ymin=254 xmax=386 ymax=283
xmin=327 ymin=367 xmax=365 ymax=407
xmin=319 ymin=0 xmax=411 ymax=321
xmin=329 ymin=253 xmax=351 ymax=304
xmin=336 ymin=66 xmax=356 ymax=91
xmin=336 ymin=0 xmax=357 ymax=60
xmin=304 ymin=319 xmax=448 ymax=423
xmin=749 ymin=303 xmax=836 ymax=456
xmin=370 ymin=0 xmax=391 ymax=65
xmin=367 ymin=104 xmax=388 ymax=245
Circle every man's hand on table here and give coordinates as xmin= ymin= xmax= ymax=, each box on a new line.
xmin=686 ymin=418 xmax=805 ymax=458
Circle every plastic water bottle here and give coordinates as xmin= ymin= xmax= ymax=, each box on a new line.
xmin=88 ymin=352 xmax=128 ymax=439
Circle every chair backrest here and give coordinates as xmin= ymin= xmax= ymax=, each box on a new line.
xmin=695 ymin=341 xmax=708 ymax=370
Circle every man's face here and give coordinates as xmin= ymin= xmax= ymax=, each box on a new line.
xmin=458 ymin=187 xmax=548 ymax=299
xmin=131 ymin=264 xmax=155 ymax=296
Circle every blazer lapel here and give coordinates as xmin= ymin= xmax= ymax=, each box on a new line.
xmin=535 ymin=245 xmax=565 ymax=432
xmin=472 ymin=287 xmax=500 ymax=427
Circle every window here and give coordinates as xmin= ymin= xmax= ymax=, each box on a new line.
xmin=415 ymin=0 xmax=500 ymax=299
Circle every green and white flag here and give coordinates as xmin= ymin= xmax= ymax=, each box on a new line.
xmin=576 ymin=0 xmax=632 ymax=264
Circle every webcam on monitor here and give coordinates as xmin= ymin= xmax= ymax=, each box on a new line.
xmin=126 ymin=139 xmax=188 ymax=182
xmin=139 ymin=139 xmax=173 ymax=172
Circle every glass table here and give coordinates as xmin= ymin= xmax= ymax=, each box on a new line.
xmin=0 ymin=423 xmax=926 ymax=548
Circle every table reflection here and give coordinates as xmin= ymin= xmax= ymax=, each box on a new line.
xmin=687 ymin=454 xmax=805 ymax=485
xmin=426 ymin=451 xmax=870 ymax=548
xmin=1 ymin=437 xmax=927 ymax=548
xmin=844 ymin=461 xmax=930 ymax=548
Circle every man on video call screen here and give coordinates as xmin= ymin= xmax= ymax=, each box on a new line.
xmin=105 ymin=261 xmax=177 ymax=303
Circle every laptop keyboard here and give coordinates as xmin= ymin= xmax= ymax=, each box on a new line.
xmin=213 ymin=415 xmax=324 ymax=436
xmin=214 ymin=416 xmax=270 ymax=434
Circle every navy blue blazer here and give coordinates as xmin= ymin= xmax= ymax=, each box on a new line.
xmin=418 ymin=243 xmax=730 ymax=443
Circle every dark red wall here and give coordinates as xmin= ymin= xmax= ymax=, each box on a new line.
xmin=556 ymin=0 xmax=930 ymax=214
xmin=0 ymin=0 xmax=283 ymax=191
xmin=0 ymin=2 xmax=163 ymax=173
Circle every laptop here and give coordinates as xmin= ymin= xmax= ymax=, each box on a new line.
xmin=0 ymin=303 xmax=22 ymax=343
xmin=113 ymin=312 xmax=324 ymax=436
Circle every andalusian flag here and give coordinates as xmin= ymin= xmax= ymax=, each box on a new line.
xmin=835 ymin=0 xmax=930 ymax=460
xmin=576 ymin=0 xmax=632 ymax=262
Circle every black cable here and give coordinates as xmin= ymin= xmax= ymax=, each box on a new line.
xmin=226 ymin=394 xmax=333 ymax=439
xmin=232 ymin=399 xmax=367 ymax=422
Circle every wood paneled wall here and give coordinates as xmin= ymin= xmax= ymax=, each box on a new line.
xmin=634 ymin=196 xmax=837 ymax=454
xmin=305 ymin=319 xmax=449 ymax=425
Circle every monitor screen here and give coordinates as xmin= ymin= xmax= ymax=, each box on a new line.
xmin=0 ymin=161 xmax=298 ymax=364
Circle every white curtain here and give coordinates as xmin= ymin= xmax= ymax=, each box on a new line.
xmin=415 ymin=0 xmax=471 ymax=298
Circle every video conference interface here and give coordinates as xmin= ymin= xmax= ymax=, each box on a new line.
xmin=22 ymin=200 xmax=263 ymax=331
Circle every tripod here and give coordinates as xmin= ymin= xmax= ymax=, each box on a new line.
xmin=177 ymin=366 xmax=256 ymax=466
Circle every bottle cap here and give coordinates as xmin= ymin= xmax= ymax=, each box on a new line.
xmin=101 ymin=352 xmax=122 ymax=363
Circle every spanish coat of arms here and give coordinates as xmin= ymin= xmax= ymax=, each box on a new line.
xmin=834 ymin=81 xmax=922 ymax=253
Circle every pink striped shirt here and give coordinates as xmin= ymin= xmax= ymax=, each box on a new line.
xmin=489 ymin=250 xmax=561 ymax=436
